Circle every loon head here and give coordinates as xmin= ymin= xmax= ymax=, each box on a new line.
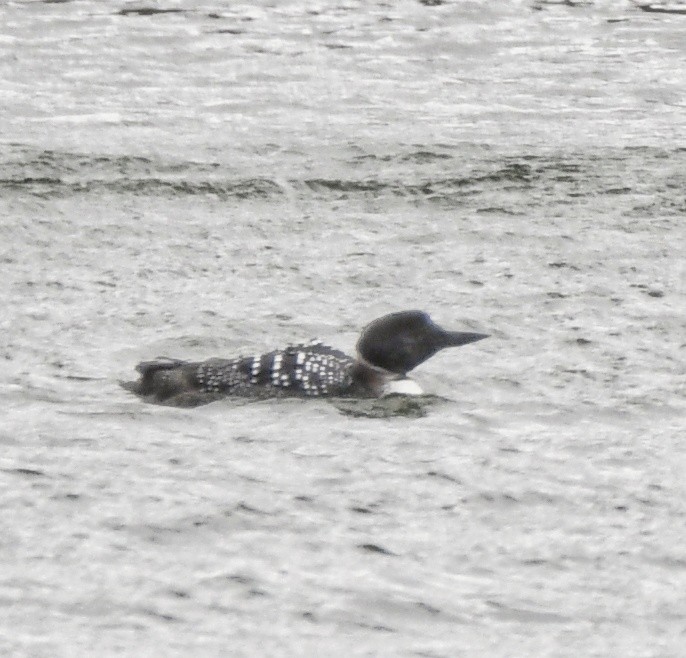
xmin=356 ymin=310 xmax=488 ymax=377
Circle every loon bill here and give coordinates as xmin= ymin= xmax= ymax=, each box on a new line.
xmin=123 ymin=310 xmax=488 ymax=405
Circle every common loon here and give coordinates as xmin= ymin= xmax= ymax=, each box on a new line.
xmin=123 ymin=310 xmax=488 ymax=406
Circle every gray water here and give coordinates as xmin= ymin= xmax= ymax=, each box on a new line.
xmin=1 ymin=1 xmax=685 ymax=655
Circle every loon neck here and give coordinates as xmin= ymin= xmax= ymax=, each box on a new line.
xmin=349 ymin=359 xmax=423 ymax=397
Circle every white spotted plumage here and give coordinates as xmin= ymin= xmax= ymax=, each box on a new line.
xmin=183 ymin=341 xmax=356 ymax=398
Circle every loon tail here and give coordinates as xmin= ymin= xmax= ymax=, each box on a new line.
xmin=121 ymin=358 xmax=195 ymax=401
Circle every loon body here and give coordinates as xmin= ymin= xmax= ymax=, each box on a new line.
xmin=123 ymin=310 xmax=488 ymax=406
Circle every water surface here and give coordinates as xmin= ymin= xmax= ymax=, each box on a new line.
xmin=1 ymin=1 xmax=685 ymax=655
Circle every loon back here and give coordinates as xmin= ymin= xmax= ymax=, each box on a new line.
xmin=123 ymin=310 xmax=488 ymax=406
